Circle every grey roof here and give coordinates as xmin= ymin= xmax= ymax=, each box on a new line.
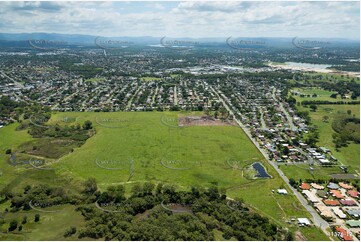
xmin=327 ymin=182 xmax=339 ymax=189
xmin=346 ymin=209 xmax=360 ymax=216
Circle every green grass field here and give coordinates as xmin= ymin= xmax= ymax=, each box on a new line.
xmin=279 ymin=164 xmax=343 ymax=181
xmin=291 ymin=87 xmax=359 ymax=103
xmin=287 ymin=73 xmax=359 ymax=87
xmin=288 ymin=104 xmax=360 ymax=180
xmin=303 ymin=105 xmax=359 ymax=171
xmin=0 ymin=204 xmax=85 ymax=241
xmin=49 ymin=112 xmax=265 ymax=189
xmin=0 ymin=111 xmax=330 ymax=240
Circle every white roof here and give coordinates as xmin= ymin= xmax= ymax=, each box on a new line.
xmin=298 ymin=218 xmax=311 ymax=225
xmin=302 ymin=190 xmax=319 ymax=203
xmin=332 ymin=207 xmax=347 ymax=219
xmin=319 ymin=159 xmax=330 ymax=163
xmin=277 ymin=189 xmax=288 ymax=194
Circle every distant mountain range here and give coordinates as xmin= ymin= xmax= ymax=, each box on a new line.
xmin=0 ymin=32 xmax=359 ymax=48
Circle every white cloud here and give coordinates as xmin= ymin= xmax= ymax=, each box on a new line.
xmin=0 ymin=1 xmax=359 ymax=39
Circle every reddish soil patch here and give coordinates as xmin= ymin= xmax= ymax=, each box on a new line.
xmin=134 ymin=209 xmax=152 ymax=221
xmin=295 ymin=231 xmax=307 ymax=241
xmin=179 ymin=116 xmax=235 ymax=127
xmin=166 ymin=204 xmax=193 ymax=214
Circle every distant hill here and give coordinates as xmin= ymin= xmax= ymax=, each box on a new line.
xmin=0 ymin=32 xmax=359 ymax=49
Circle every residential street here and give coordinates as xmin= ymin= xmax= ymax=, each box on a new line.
xmin=210 ymin=85 xmax=334 ymax=240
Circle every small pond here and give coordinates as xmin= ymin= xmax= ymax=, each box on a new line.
xmin=252 ymin=162 xmax=271 ymax=178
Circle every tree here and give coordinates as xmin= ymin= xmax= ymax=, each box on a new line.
xmin=286 ymin=96 xmax=296 ymax=106
xmin=310 ymin=104 xmax=317 ymax=112
xmin=214 ymin=111 xmax=219 ymax=119
xmin=107 ymin=185 xmax=125 ymax=202
xmin=22 ymin=216 xmax=27 ymax=224
xmin=131 ymin=184 xmax=143 ymax=197
xmin=306 ymin=131 xmax=319 ymax=147
xmin=5 ymin=149 xmax=11 ymax=154
xmin=347 ymin=110 xmax=352 ymax=115
xmin=64 ymin=226 xmax=77 ymax=237
xmin=142 ymin=182 xmax=155 ymax=195
xmin=283 ymin=147 xmax=289 ymax=155
xmin=82 ymin=178 xmax=98 ymax=195
xmin=82 ymin=120 xmax=93 ymax=130
xmin=155 ymin=183 xmax=163 ymax=195
xmin=286 ymin=231 xmax=294 ymax=241
xmin=8 ymin=219 xmax=18 ymax=231
xmin=34 ymin=214 xmax=40 ymax=222
xmin=330 ymin=93 xmax=337 ymax=99
xmin=220 ymin=107 xmax=228 ymax=120
xmin=289 ymin=178 xmax=297 ymax=187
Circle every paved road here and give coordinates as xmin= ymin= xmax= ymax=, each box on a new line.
xmin=127 ymin=85 xmax=142 ymax=109
xmin=0 ymin=71 xmax=28 ymax=103
xmin=296 ymin=147 xmax=315 ymax=165
xmin=209 ymin=85 xmax=333 ymax=240
xmin=151 ymin=86 xmax=159 ymax=106
xmin=259 ymin=108 xmax=267 ymax=130
xmin=272 ymin=88 xmax=297 ymax=131
xmin=174 ymin=86 xmax=178 ymax=105
xmin=0 ymin=70 xmax=24 ymax=88
xmin=52 ymin=89 xmax=79 ymax=110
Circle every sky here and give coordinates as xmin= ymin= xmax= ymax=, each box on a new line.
xmin=0 ymin=1 xmax=359 ymax=39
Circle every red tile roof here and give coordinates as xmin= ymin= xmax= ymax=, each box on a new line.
xmin=330 ymin=190 xmax=343 ymax=199
xmin=323 ymin=199 xmax=340 ymax=206
xmin=300 ymin=183 xmax=311 ymax=190
xmin=335 ymin=227 xmax=353 ymax=241
xmin=348 ymin=190 xmax=359 ymax=198
xmin=339 ymin=182 xmax=354 ymax=190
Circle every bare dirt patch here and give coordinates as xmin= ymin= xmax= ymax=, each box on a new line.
xmin=295 ymin=231 xmax=307 ymax=241
xmin=179 ymin=116 xmax=235 ymax=127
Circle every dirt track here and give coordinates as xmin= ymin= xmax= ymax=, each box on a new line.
xmin=178 ymin=116 xmax=235 ymax=126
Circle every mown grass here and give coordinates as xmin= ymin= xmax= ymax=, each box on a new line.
xmin=291 ymin=87 xmax=345 ymax=102
xmin=279 ymin=164 xmax=343 ymax=181
xmin=299 ymin=226 xmax=330 ymax=241
xmin=298 ymin=104 xmax=360 ymax=172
